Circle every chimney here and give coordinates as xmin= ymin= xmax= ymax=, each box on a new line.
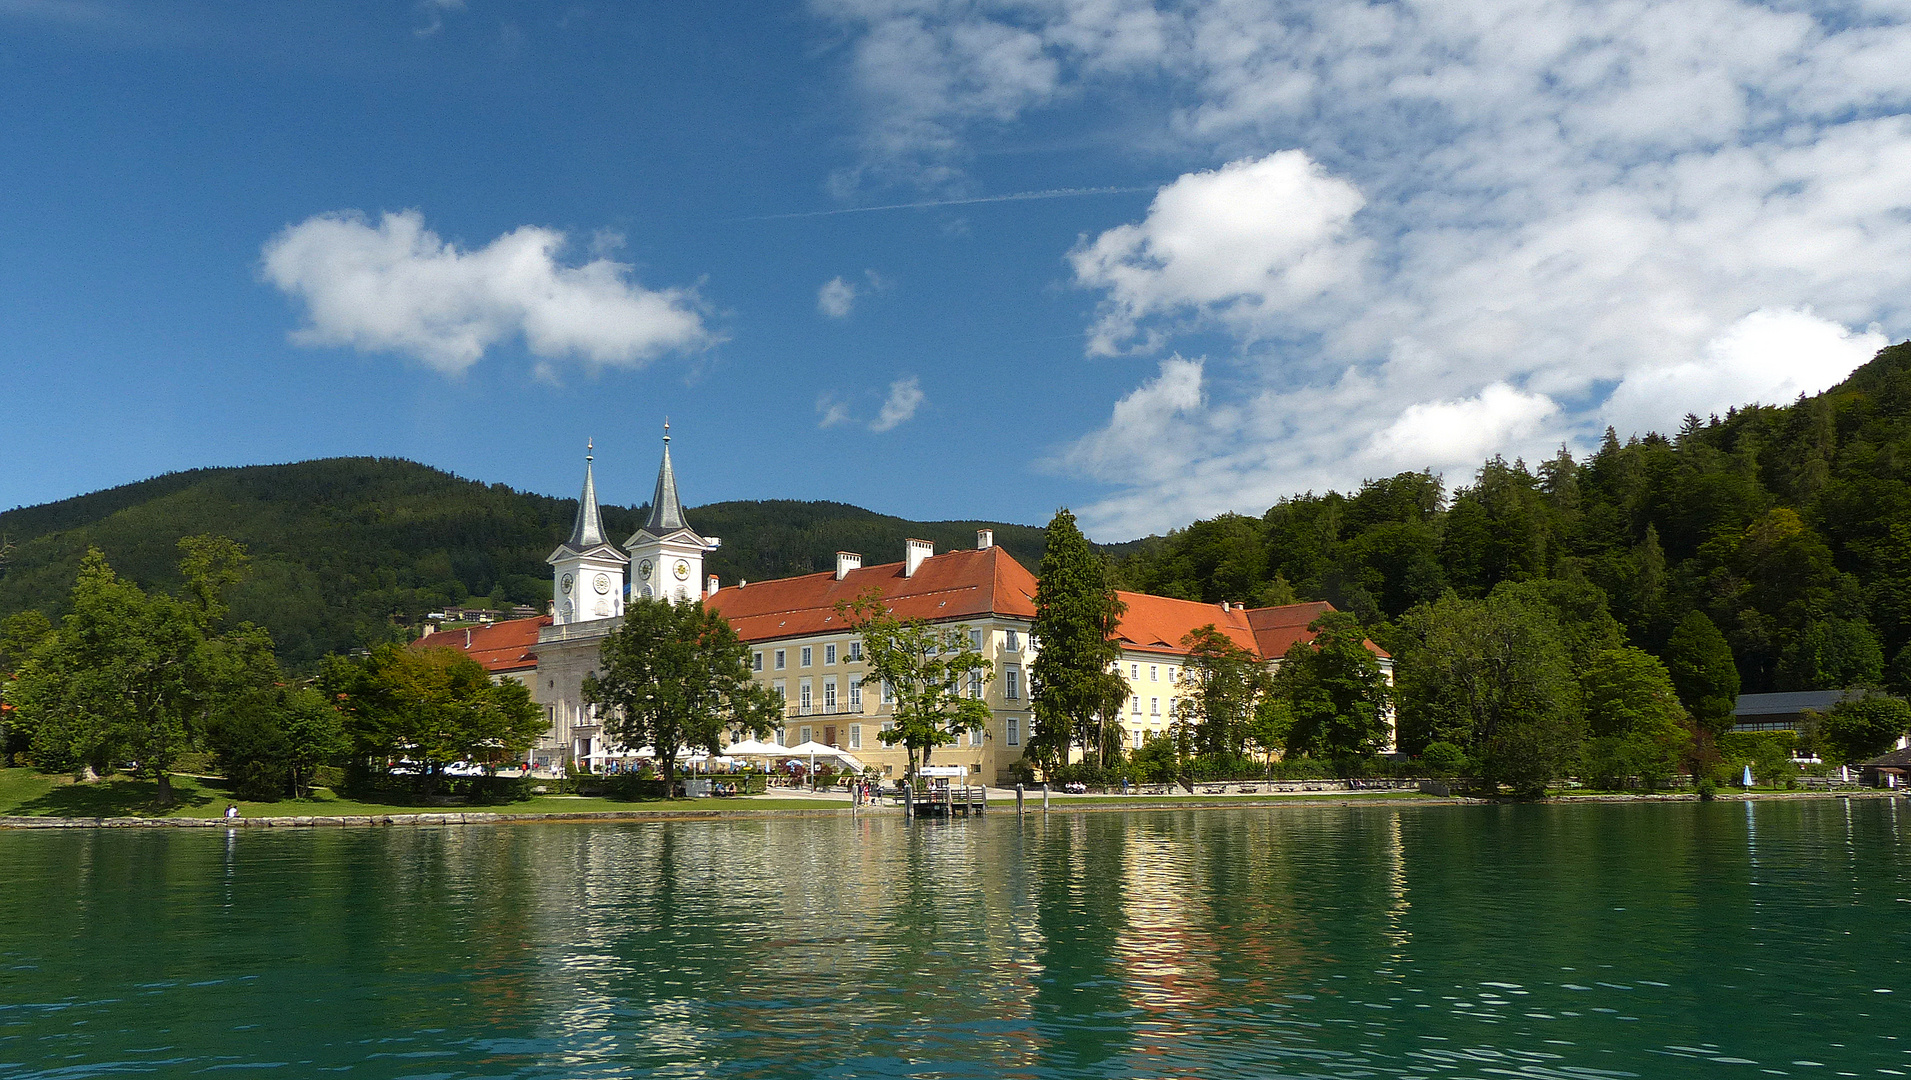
xmin=707 ymin=575 xmax=719 ymax=597
xmin=904 ymin=538 xmax=933 ymax=578
xmin=835 ymin=551 xmax=862 ymax=581
xmin=976 ymin=528 xmax=994 ymax=550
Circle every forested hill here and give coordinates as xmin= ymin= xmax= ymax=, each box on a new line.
xmin=0 ymin=459 xmax=1047 ymax=669
xmin=1115 ymin=341 xmax=1911 ymax=696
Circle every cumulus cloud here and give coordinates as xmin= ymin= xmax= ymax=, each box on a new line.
xmin=820 ymin=0 xmax=1911 ymax=536
xmin=870 ymin=376 xmax=925 ymax=431
xmin=818 ymin=276 xmax=858 ymax=318
xmin=261 ymin=209 xmax=716 ymax=375
xmin=1070 ymin=153 xmax=1367 ymax=355
xmin=1361 ymin=384 xmax=1562 ymax=477
xmin=1604 ymin=308 xmax=1887 ymax=437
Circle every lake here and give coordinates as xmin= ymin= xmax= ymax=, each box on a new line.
xmin=1 ymin=799 xmax=1907 ymax=1079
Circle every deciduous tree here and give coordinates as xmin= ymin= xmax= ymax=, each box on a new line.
xmin=1815 ymin=692 xmax=1911 ymax=764
xmin=1170 ymin=625 xmax=1268 ymax=761
xmin=584 ymin=598 xmax=781 ymax=786
xmin=1275 ymin=612 xmax=1392 ymax=766
xmin=324 ymin=643 xmax=545 ymax=790
xmin=839 ymin=591 xmax=993 ymax=780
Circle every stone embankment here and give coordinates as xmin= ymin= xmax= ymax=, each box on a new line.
xmin=0 ymin=788 xmax=1897 ymax=830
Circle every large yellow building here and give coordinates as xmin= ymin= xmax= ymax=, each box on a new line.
xmin=421 ymin=435 xmax=1391 ymax=779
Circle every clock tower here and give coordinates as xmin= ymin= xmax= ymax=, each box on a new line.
xmin=547 ymin=440 xmax=629 ymax=625
xmin=625 ymin=422 xmax=719 ymax=605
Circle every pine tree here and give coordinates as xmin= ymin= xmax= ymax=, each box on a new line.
xmin=1029 ymin=509 xmax=1127 ymax=770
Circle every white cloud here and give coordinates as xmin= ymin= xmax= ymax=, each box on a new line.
xmin=1058 ymin=356 xmax=1205 ymax=482
xmin=870 ymin=376 xmax=925 ymax=431
xmin=818 ymin=276 xmax=858 ymax=318
xmin=261 ymin=210 xmax=716 ymax=375
xmin=819 ymin=0 xmax=1911 ymax=537
xmin=1069 ymin=152 xmax=1367 ymax=355
xmin=1361 ymin=384 xmax=1561 ymax=476
xmin=817 ymin=393 xmax=853 ymax=428
xmin=1604 ymin=308 xmax=1887 ymax=436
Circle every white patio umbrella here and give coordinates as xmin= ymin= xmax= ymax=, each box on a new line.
xmin=779 ymin=741 xmax=867 ymax=788
xmin=723 ymin=738 xmax=784 ymax=758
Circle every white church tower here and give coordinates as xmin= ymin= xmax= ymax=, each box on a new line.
xmin=625 ymin=422 xmax=719 ymax=604
xmin=547 ymin=440 xmax=629 ymax=625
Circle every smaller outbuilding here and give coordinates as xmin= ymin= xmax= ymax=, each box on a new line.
xmin=1859 ymin=747 xmax=1911 ymax=789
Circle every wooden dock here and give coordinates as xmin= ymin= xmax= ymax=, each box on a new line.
xmin=906 ymin=784 xmax=987 ymax=818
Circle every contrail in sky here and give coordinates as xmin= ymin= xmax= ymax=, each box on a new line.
xmin=737 ymin=185 xmax=1157 ymax=221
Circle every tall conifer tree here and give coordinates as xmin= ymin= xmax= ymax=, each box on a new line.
xmin=1029 ymin=509 xmax=1127 ymax=770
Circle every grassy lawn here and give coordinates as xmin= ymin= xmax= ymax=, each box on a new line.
xmin=0 ymin=768 xmax=855 ymax=819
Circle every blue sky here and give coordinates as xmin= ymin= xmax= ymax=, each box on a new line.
xmin=4 ymin=1 xmax=1907 ymax=540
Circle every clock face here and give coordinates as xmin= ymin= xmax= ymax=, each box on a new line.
xmin=593 ymin=573 xmax=610 ymax=594
xmin=560 ymin=574 xmax=574 ymax=595
xmin=638 ymin=560 xmax=653 ymax=580
xmin=673 ymin=559 xmax=690 ymax=580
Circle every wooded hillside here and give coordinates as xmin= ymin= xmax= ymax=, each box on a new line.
xmin=0 ymin=460 xmax=1046 ymax=670
xmin=1115 ymin=341 xmax=1911 ymax=698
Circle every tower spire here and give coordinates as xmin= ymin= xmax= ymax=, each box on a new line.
xmin=565 ymin=439 xmax=607 ymax=550
xmin=640 ymin=421 xmax=687 ymax=536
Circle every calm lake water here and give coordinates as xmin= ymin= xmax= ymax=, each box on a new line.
xmin=2 ymin=800 xmax=1907 ymax=1079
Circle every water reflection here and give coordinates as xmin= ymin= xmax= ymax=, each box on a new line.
xmin=0 ymin=801 xmax=1906 ymax=1079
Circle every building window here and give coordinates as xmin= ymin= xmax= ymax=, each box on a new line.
xmin=752 ymin=651 xmax=763 ymax=671
xmin=801 ymin=646 xmax=812 ymax=667
xmin=1134 ymin=729 xmax=1143 ymax=749
xmin=1132 ymin=695 xmax=1141 ymax=716
xmin=881 ymin=720 xmax=896 ymax=736
xmin=849 ymin=678 xmax=863 ymax=708
xmin=848 ymin=639 xmax=863 ymax=662
xmin=772 ymin=680 xmax=786 ymax=703
xmin=1150 ymin=665 xmax=1158 ymax=682
xmin=849 ymin=725 xmax=862 ymax=749
xmin=882 ymin=680 xmax=895 ymax=705
xmin=800 ymin=726 xmax=812 ymax=744
xmin=825 ymin=643 xmax=837 ymax=665
xmin=1131 ymin=663 xmax=1140 ymax=679
xmin=969 ymin=628 xmax=982 ymax=651
xmin=1006 ymin=718 xmax=1020 ymax=746
xmin=774 ymin=649 xmax=786 ymax=670
xmin=1005 ymin=668 xmax=1020 ymax=700
xmin=800 ymin=679 xmax=813 ymax=713
xmin=1005 ymin=629 xmax=1020 ymax=652
xmin=776 ymin=726 xmax=787 ymax=746
xmin=969 ymin=672 xmax=982 ymax=699
xmin=824 ymin=678 xmax=837 ymax=711
xmin=1151 ymin=697 xmax=1160 ymax=716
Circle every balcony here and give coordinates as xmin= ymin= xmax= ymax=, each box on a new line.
xmin=785 ymin=702 xmax=874 ymax=718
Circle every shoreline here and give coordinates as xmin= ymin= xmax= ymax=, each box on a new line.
xmin=0 ymin=788 xmax=1898 ymax=830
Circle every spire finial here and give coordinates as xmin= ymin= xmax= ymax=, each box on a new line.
xmin=663 ymin=417 xmax=670 ymax=444
xmin=586 ymin=437 xmax=593 ymax=464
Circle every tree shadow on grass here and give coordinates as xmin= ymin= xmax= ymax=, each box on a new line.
xmin=13 ymin=775 xmax=222 ymax=817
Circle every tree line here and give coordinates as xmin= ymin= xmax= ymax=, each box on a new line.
xmin=1 ymin=540 xmax=546 ymax=803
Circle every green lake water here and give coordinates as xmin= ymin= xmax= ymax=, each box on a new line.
xmin=1 ymin=799 xmax=1907 ymax=1079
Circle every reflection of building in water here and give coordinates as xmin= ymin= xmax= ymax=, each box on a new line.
xmin=420 ymin=430 xmax=1389 ymax=776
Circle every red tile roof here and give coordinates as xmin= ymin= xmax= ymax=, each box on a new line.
xmin=1111 ymin=595 xmax=1389 ymax=661
xmin=1112 ymin=591 xmax=1261 ymax=656
xmin=412 ymin=615 xmax=550 ymax=674
xmin=706 ymin=547 xmax=1037 ymax=643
